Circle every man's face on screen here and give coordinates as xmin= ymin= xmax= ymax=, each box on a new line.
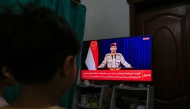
xmin=110 ymin=46 xmax=117 ymax=53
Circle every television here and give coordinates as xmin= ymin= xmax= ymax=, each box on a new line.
xmin=81 ymin=35 xmax=152 ymax=81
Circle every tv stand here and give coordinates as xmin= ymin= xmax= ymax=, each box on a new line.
xmin=73 ymin=84 xmax=110 ymax=109
xmin=110 ymin=86 xmax=154 ymax=109
xmin=73 ymin=84 xmax=154 ymax=109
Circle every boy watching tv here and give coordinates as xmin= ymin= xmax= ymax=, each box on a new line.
xmin=0 ymin=8 xmax=20 ymax=108
xmin=0 ymin=4 xmax=81 ymax=109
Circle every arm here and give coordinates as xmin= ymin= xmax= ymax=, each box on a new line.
xmin=120 ymin=54 xmax=132 ymax=68
xmin=98 ymin=55 xmax=107 ymax=68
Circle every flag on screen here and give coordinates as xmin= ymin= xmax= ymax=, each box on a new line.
xmin=85 ymin=41 xmax=99 ymax=70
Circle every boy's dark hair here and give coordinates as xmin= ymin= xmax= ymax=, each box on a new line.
xmin=0 ymin=4 xmax=81 ymax=85
xmin=0 ymin=8 xmax=21 ymax=81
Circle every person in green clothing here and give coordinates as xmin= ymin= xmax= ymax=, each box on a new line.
xmin=0 ymin=4 xmax=81 ymax=109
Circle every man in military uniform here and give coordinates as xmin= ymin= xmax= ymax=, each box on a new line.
xmin=98 ymin=43 xmax=132 ymax=69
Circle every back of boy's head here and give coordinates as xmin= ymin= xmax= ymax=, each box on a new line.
xmin=0 ymin=8 xmax=21 ymax=81
xmin=0 ymin=4 xmax=81 ymax=85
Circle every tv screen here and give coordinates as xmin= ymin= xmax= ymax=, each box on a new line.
xmin=81 ymin=35 xmax=152 ymax=81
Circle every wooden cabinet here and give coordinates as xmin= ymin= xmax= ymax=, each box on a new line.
xmin=73 ymin=85 xmax=110 ymax=109
xmin=110 ymin=86 xmax=154 ymax=109
xmin=127 ymin=0 xmax=190 ymax=108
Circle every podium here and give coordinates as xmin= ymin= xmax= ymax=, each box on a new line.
xmin=97 ymin=67 xmax=134 ymax=70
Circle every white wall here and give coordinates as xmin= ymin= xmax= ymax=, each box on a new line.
xmin=77 ymin=0 xmax=130 ymax=84
xmin=82 ymin=0 xmax=130 ymax=41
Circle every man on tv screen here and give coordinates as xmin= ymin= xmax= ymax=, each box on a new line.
xmin=98 ymin=43 xmax=132 ymax=70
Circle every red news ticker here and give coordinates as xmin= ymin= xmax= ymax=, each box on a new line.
xmin=81 ymin=70 xmax=152 ymax=81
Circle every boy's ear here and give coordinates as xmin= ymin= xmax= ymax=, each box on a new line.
xmin=2 ymin=66 xmax=10 ymax=77
xmin=62 ymin=56 xmax=75 ymax=76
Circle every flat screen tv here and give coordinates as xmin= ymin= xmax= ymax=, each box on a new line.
xmin=81 ymin=35 xmax=152 ymax=81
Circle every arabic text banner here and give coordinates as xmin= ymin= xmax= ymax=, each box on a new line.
xmin=81 ymin=70 xmax=152 ymax=81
